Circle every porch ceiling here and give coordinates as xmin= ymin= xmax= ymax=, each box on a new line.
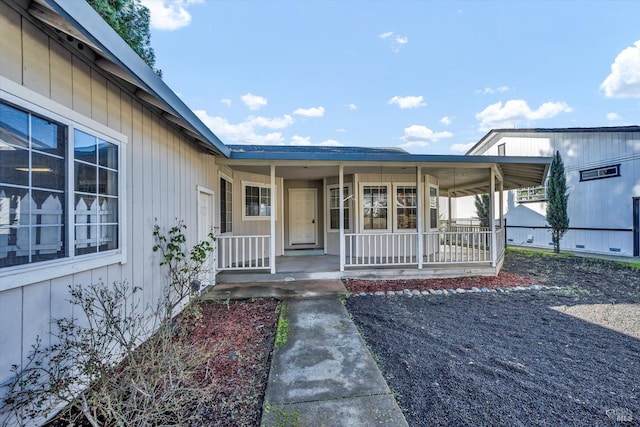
xmin=223 ymin=160 xmax=548 ymax=197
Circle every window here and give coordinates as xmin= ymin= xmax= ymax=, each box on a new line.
xmin=220 ymin=176 xmax=232 ymax=233
xmin=0 ymin=98 xmax=122 ymax=270
xmin=243 ymin=183 xmax=271 ymax=219
xmin=327 ymin=184 xmax=351 ymax=231
xmin=361 ymin=184 xmax=389 ymax=230
xmin=497 ymin=143 xmax=505 ymax=156
xmin=395 ymin=185 xmax=416 ymax=230
xmin=580 ymin=164 xmax=620 ymax=182
xmin=429 ymin=186 xmax=438 ymax=229
xmin=516 ymin=185 xmax=547 ymax=202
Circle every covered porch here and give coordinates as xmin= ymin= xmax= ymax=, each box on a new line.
xmin=212 ymin=146 xmax=549 ymax=282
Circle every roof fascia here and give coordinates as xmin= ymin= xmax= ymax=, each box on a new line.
xmin=45 ymin=0 xmax=230 ymax=158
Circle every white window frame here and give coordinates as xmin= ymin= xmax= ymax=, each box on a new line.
xmin=359 ymin=182 xmax=392 ymax=233
xmin=219 ymin=172 xmax=233 ymax=234
xmin=428 ymin=184 xmax=439 ymax=230
xmin=241 ymin=181 xmax=273 ymax=221
xmin=0 ymin=76 xmax=127 ymax=291
xmin=393 ymin=183 xmax=418 ymax=232
xmin=326 ymin=183 xmax=353 ymax=233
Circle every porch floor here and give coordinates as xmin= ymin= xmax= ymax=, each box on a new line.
xmin=212 ymin=254 xmax=501 ymax=299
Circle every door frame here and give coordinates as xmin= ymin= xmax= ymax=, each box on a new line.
xmin=196 ymin=186 xmax=216 ymax=285
xmin=288 ymin=188 xmax=318 ymax=247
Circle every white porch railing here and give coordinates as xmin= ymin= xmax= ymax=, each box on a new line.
xmin=344 ymin=229 xmax=497 ymax=267
xmin=217 ymin=235 xmax=270 ymax=270
xmin=496 ymin=227 xmax=505 ymax=260
xmin=423 ymin=230 xmax=492 ymax=263
xmin=345 ymin=233 xmax=418 ymax=266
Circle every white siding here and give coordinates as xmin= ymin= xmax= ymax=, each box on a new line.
xmin=459 ymin=130 xmax=640 ymax=255
xmin=0 ymin=1 xmax=219 ymax=397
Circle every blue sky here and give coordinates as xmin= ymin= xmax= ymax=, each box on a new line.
xmin=141 ymin=0 xmax=640 ymax=154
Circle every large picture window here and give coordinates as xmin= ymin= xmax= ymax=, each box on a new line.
xmin=0 ymin=99 xmax=122 ymax=269
xmin=243 ymin=183 xmax=271 ymax=219
xmin=361 ymin=184 xmax=389 ymax=230
xmin=328 ymin=184 xmax=351 ymax=231
xmin=220 ymin=176 xmax=232 ymax=233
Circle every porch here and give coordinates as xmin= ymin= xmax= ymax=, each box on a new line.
xmin=215 ymin=226 xmax=506 ymax=284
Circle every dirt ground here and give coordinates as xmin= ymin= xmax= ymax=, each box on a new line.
xmin=347 ymin=251 xmax=640 ymax=426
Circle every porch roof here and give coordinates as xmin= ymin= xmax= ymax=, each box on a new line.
xmin=223 ymin=145 xmax=551 ymax=197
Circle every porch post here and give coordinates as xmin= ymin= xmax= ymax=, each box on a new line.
xmin=499 ymin=179 xmax=504 ymax=229
xmin=489 ymin=167 xmax=497 ymax=267
xmin=270 ymin=163 xmax=276 ymax=274
xmin=416 ymin=166 xmax=423 ymax=269
xmin=339 ymin=163 xmax=345 ymax=272
xmin=447 ymin=191 xmax=453 ymax=230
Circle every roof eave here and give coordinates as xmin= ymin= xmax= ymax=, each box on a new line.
xmin=45 ymin=0 xmax=230 ymax=158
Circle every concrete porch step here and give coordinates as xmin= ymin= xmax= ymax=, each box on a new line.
xmin=200 ymin=279 xmax=348 ymax=300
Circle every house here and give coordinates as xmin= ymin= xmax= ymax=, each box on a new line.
xmin=453 ymin=127 xmax=640 ymax=257
xmin=0 ymin=0 xmax=549 ymax=414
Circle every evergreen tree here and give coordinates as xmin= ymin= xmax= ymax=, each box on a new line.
xmin=546 ymin=151 xmax=570 ymax=253
xmin=86 ymin=0 xmax=161 ymax=76
xmin=474 ymin=193 xmax=491 ymax=228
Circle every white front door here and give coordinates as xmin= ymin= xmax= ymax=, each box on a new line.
xmin=197 ymin=187 xmax=215 ymax=286
xmin=289 ymin=188 xmax=317 ymax=245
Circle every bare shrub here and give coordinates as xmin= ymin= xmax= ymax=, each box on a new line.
xmin=1 ymin=222 xmax=216 ymax=426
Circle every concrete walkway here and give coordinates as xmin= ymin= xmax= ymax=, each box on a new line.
xmin=261 ymin=298 xmax=408 ymax=427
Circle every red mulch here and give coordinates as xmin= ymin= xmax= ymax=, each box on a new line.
xmin=177 ymin=299 xmax=279 ymax=426
xmin=344 ymin=271 xmax=542 ymax=294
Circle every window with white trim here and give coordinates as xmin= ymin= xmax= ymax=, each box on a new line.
xmin=429 ymin=185 xmax=439 ymax=229
xmin=220 ymin=176 xmax=232 ymax=233
xmin=395 ymin=185 xmax=416 ymax=230
xmin=243 ymin=183 xmax=271 ymax=219
xmin=0 ymin=99 xmax=121 ymax=268
xmin=361 ymin=184 xmax=389 ymax=230
xmin=327 ymin=184 xmax=351 ymax=231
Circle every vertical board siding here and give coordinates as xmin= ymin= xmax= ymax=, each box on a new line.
xmin=0 ymin=6 xmax=218 ymax=395
xmin=21 ymin=18 xmax=49 ymax=96
xmin=0 ymin=2 xmax=22 ymax=82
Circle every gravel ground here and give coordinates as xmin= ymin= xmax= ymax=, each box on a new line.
xmin=347 ymin=251 xmax=640 ymax=426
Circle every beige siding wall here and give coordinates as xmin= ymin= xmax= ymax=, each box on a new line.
xmin=0 ymin=1 xmax=218 ymax=390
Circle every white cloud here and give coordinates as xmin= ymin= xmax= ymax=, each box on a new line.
xmin=241 ymin=93 xmax=268 ymax=111
xmin=607 ymin=112 xmax=621 ymax=121
xmin=345 ymin=103 xmax=357 ymax=110
xmin=601 ymin=40 xmax=640 ymax=98
xmin=440 ymin=116 xmax=452 ymax=125
xmin=450 ymin=142 xmax=476 ymax=153
xmin=476 ymin=86 xmax=510 ymax=95
xmin=400 ymin=125 xmax=453 ymax=148
xmin=293 ymin=106 xmax=325 ymax=117
xmin=220 ymin=98 xmax=231 ymax=107
xmin=336 ymin=128 xmax=347 ymax=133
xmin=194 ymin=110 xmax=293 ymax=145
xmin=290 ymin=135 xmax=341 ymax=146
xmin=475 ymin=99 xmax=572 ymax=131
xmin=379 ymin=31 xmax=408 ymax=53
xmin=388 ymin=95 xmax=426 ymax=109
xmin=140 ymin=0 xmax=202 ymax=31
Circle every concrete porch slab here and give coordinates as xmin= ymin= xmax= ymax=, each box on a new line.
xmin=200 ymin=279 xmax=348 ymax=300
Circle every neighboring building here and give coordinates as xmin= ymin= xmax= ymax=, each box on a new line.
xmin=0 ymin=0 xmax=549 ymax=418
xmin=456 ymin=127 xmax=640 ymax=257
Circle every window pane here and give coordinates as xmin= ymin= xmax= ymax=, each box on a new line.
xmin=0 ymin=148 xmax=29 ymax=186
xmin=75 ymin=162 xmax=97 ymax=194
xmin=75 ymin=224 xmax=98 ymax=255
xmin=363 ymin=185 xmax=388 ymax=230
xmin=32 ymin=115 xmax=65 ymax=156
xmin=99 ymin=196 xmax=118 ymax=223
xmin=74 ymin=129 xmax=97 ymax=164
xmin=32 ymin=152 xmax=65 ymax=191
xmin=0 ymin=102 xmax=29 ymax=149
xmin=100 ymin=224 xmax=118 ymax=251
xmin=245 ymin=186 xmax=259 ymax=216
xmin=98 ymin=168 xmax=118 ymax=196
xmin=98 ymin=139 xmax=118 ymax=169
xmin=396 ymin=186 xmax=416 ymax=229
